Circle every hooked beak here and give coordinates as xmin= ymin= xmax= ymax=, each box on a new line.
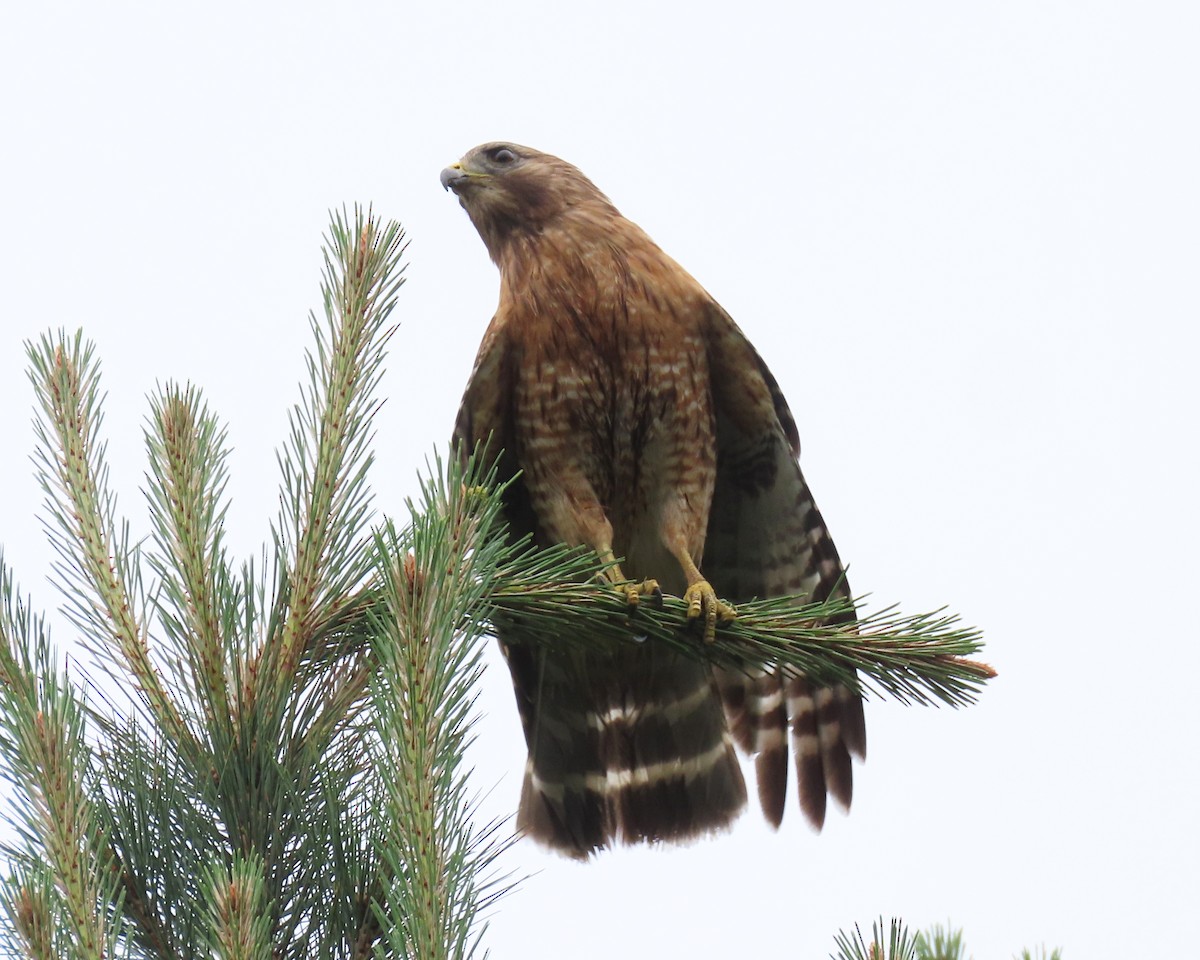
xmin=440 ymin=162 xmax=469 ymax=192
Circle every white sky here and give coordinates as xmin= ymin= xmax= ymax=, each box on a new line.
xmin=1 ymin=1 xmax=1197 ymax=957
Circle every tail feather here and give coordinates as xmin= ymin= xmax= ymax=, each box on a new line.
xmin=505 ymin=639 xmax=747 ymax=859
xmin=786 ymin=675 xmax=828 ymax=829
xmin=839 ymin=685 xmax=868 ymax=760
xmin=705 ymin=427 xmax=867 ymax=831
xmin=716 ymin=667 xmax=789 ymax=827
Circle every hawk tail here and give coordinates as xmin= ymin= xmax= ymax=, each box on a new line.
xmin=507 ymin=642 xmax=747 ymax=859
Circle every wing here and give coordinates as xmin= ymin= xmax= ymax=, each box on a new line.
xmin=700 ymin=304 xmax=867 ymax=830
xmin=453 ymin=315 xmax=540 ymax=542
xmin=451 ymin=311 xmax=545 ymax=759
xmin=453 ymin=317 xmax=591 ymax=848
xmin=453 ymin=314 xmax=549 ymax=820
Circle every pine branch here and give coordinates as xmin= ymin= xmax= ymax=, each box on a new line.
xmin=2 ymin=865 xmax=70 ymax=960
xmin=366 ymin=455 xmax=518 ymax=960
xmin=143 ymin=382 xmax=236 ymax=730
xmin=96 ymin=723 xmax=213 ymax=958
xmin=27 ymin=332 xmax=192 ymax=749
xmin=915 ymin=922 xmax=969 ymax=960
xmin=0 ymin=559 xmax=125 ymax=960
xmin=832 ymin=917 xmax=919 ymax=960
xmin=302 ymin=463 xmax=991 ymax=731
xmin=265 ymin=206 xmax=407 ymax=695
xmin=483 ymin=539 xmax=993 ymax=711
xmin=857 ymin=920 xmax=1064 ymax=960
xmin=204 ymin=854 xmax=274 ymax=960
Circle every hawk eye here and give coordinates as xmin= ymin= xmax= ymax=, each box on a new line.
xmin=487 ymin=147 xmax=517 ymax=165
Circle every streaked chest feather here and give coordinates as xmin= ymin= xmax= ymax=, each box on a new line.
xmin=510 ymin=290 xmax=715 ymax=514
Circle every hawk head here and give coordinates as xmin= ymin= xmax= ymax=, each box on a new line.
xmin=440 ymin=142 xmax=618 ymax=261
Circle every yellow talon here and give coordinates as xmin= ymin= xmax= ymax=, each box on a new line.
xmin=683 ymin=579 xmax=737 ymax=643
xmin=621 ymin=577 xmax=662 ymax=609
xmin=598 ymin=554 xmax=662 ymax=611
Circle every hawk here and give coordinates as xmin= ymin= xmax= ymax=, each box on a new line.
xmin=442 ymin=142 xmax=865 ymax=859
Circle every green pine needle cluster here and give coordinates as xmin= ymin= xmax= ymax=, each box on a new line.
xmin=832 ymin=917 xmax=920 ymax=960
xmin=830 ymin=919 xmax=1063 ymax=960
xmin=0 ymin=207 xmax=995 ymax=958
